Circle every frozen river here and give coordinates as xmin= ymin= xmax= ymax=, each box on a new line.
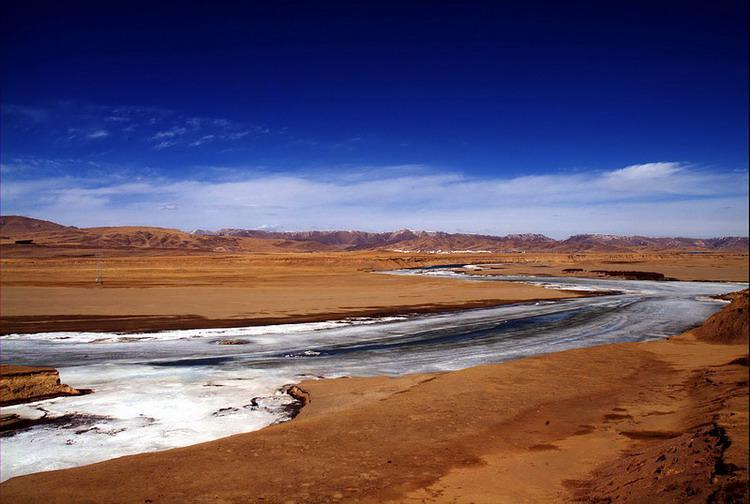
xmin=0 ymin=269 xmax=745 ymax=481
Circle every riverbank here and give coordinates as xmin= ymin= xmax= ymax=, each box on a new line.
xmin=2 ymin=251 xmax=746 ymax=335
xmin=0 ymin=293 xmax=582 ymax=335
xmin=0 ymin=252 xmax=590 ymax=334
xmin=0 ymin=365 xmax=87 ymax=406
xmin=1 ymin=291 xmax=746 ymax=502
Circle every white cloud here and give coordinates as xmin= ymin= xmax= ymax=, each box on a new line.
xmin=3 ymin=102 xmax=270 ymax=149
xmin=152 ymin=127 xmax=187 ymax=139
xmin=153 ymin=140 xmax=178 ymax=150
xmin=189 ymin=135 xmax=216 ymax=147
xmin=1 ymin=162 xmax=747 ymax=238
xmin=227 ymin=131 xmax=250 ymax=140
xmin=87 ymin=130 xmax=110 ymax=139
xmin=606 ymin=162 xmax=681 ymax=181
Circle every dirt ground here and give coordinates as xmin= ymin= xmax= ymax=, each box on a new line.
xmin=1 ymin=251 xmax=746 ymax=334
xmin=0 ymin=251 xmax=578 ymax=334
xmin=0 ymin=248 xmax=747 ymax=502
xmin=0 ymin=297 xmax=746 ymax=503
xmin=461 ymin=252 xmax=749 ymax=282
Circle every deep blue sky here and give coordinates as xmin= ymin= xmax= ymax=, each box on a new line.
xmin=1 ymin=1 xmax=748 ymax=236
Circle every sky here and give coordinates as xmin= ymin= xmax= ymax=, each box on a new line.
xmin=1 ymin=0 xmax=748 ymax=238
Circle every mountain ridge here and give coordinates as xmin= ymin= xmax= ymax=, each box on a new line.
xmin=1 ymin=215 xmax=747 ymax=253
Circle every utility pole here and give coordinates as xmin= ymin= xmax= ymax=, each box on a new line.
xmin=95 ymin=250 xmax=103 ymax=285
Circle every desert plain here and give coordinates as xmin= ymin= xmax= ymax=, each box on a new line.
xmin=1 ymin=246 xmax=746 ymax=334
xmin=0 ymin=216 xmax=748 ymax=503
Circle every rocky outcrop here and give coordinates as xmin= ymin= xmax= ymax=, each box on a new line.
xmin=693 ymin=289 xmax=749 ymax=344
xmin=281 ymin=384 xmax=310 ymax=419
xmin=0 ymin=365 xmax=89 ymax=406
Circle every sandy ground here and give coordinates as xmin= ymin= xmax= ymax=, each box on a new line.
xmin=0 ymin=265 xmax=574 ymax=334
xmin=0 ymin=293 xmax=746 ymax=503
xmin=0 ymin=365 xmax=86 ymax=407
xmin=1 ymin=251 xmax=746 ymax=334
xmin=460 ymin=252 xmax=749 ymax=282
xmin=0 ymin=282 xmax=573 ymax=334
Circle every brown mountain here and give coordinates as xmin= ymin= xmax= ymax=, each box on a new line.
xmin=382 ymin=232 xmax=558 ymax=253
xmin=0 ymin=216 xmax=333 ymax=253
xmin=1 ymin=216 xmax=747 ymax=253
xmin=557 ymin=234 xmax=750 ymax=253
xmin=208 ymin=228 xmax=422 ymax=249
xmin=0 ymin=215 xmax=70 ymax=235
xmin=197 ymin=228 xmax=748 ymax=253
xmin=200 ymin=228 xmax=560 ymax=252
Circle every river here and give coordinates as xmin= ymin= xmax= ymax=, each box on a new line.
xmin=0 ymin=269 xmax=745 ymax=480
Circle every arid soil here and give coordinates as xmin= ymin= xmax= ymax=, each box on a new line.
xmin=0 ymin=365 xmax=90 ymax=434
xmin=0 ymin=252 xmax=579 ymax=334
xmin=1 ymin=223 xmax=747 ymax=500
xmin=1 ymin=292 xmax=746 ymax=503
xmin=0 ymin=365 xmax=85 ymax=406
xmin=2 ymin=215 xmax=746 ymax=335
xmin=693 ymin=289 xmax=749 ymax=344
xmin=1 ymin=249 xmax=746 ymax=334
xmin=461 ymin=253 xmax=748 ymax=283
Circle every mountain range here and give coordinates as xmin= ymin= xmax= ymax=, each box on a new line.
xmin=1 ymin=216 xmax=747 ymax=253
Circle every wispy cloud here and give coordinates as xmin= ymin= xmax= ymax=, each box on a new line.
xmin=141 ymin=113 xmax=264 ymax=149
xmin=606 ymin=162 xmax=681 ymax=181
xmin=2 ymin=104 xmax=51 ymax=123
xmin=1 ymin=102 xmax=272 ymax=150
xmin=152 ymin=127 xmax=187 ymax=140
xmin=1 ymin=161 xmax=747 ymax=237
xmin=153 ymin=140 xmax=179 ymax=150
xmin=188 ymin=134 xmax=216 ymax=147
xmin=87 ymin=129 xmax=109 ymax=139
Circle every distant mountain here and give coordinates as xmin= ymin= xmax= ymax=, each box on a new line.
xmin=1 ymin=216 xmax=747 ymax=253
xmin=195 ymin=227 xmax=747 ymax=253
xmin=210 ymin=228 xmax=422 ymax=249
xmin=195 ymin=228 xmax=560 ymax=252
xmin=381 ymin=231 xmax=558 ymax=253
xmin=0 ymin=216 xmax=349 ymax=253
xmin=0 ymin=216 xmax=238 ymax=250
xmin=557 ymin=234 xmax=750 ymax=253
xmin=0 ymin=215 xmax=71 ymax=235
xmin=703 ymin=236 xmax=750 ymax=251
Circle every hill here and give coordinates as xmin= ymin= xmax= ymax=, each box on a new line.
xmin=693 ymin=289 xmax=749 ymax=344
xmin=1 ymin=216 xmax=747 ymax=253
xmin=0 ymin=216 xmax=334 ymax=253
xmin=559 ymin=234 xmax=750 ymax=253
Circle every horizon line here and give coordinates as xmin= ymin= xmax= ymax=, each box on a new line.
xmin=1 ymin=214 xmax=747 ymax=242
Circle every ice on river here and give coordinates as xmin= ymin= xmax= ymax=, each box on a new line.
xmin=0 ymin=271 xmax=745 ymax=481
